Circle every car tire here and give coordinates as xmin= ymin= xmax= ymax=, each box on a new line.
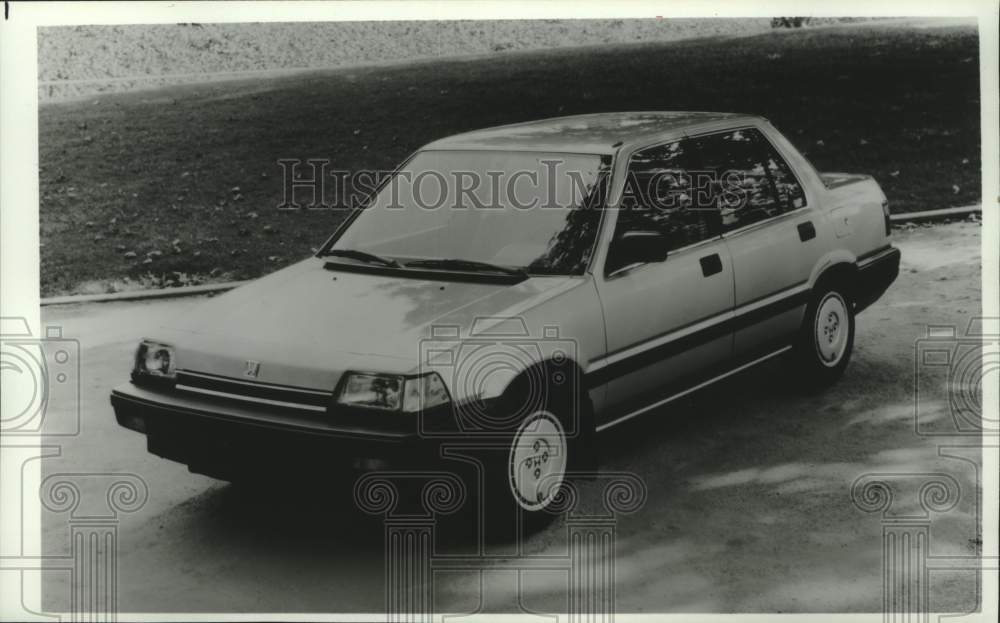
xmin=476 ymin=396 xmax=588 ymax=540
xmin=791 ymin=284 xmax=855 ymax=389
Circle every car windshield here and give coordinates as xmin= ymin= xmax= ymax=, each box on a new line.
xmin=326 ymin=150 xmax=608 ymax=275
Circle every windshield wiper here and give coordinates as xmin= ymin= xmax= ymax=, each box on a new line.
xmin=321 ymin=248 xmax=400 ymax=268
xmin=405 ymin=258 xmax=528 ymax=278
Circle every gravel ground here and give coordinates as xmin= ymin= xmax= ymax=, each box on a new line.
xmin=39 ymin=19 xmax=777 ymax=100
xmin=38 ymin=221 xmax=982 ymax=613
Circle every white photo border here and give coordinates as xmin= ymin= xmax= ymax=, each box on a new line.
xmin=2 ymin=2 xmax=997 ymax=622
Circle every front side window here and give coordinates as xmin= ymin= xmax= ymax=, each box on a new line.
xmin=692 ymin=127 xmax=804 ymax=232
xmin=327 ymin=150 xmax=609 ymax=275
xmin=606 ymin=137 xmax=720 ymax=275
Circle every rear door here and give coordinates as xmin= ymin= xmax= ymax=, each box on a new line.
xmin=690 ymin=125 xmax=823 ymax=359
xmin=592 ymin=136 xmax=734 ymax=424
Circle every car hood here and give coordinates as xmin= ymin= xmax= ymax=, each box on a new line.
xmin=158 ymin=258 xmax=580 ymax=388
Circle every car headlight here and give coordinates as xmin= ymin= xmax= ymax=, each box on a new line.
xmin=402 ymin=372 xmax=450 ymax=412
xmin=336 ymin=372 xmax=450 ymax=412
xmin=132 ymin=340 xmax=177 ymax=382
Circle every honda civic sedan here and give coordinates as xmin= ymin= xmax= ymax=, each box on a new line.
xmin=112 ymin=112 xmax=900 ymax=520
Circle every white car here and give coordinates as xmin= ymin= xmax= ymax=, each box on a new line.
xmin=112 ymin=112 xmax=900 ymax=519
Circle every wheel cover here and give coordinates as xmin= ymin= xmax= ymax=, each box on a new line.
xmin=814 ymin=292 xmax=849 ymax=367
xmin=508 ymin=410 xmax=568 ymax=512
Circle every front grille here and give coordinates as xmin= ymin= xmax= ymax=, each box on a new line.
xmin=175 ymin=369 xmax=333 ymax=412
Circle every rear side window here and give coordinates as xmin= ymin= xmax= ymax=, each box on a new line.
xmin=692 ymin=128 xmax=806 ymax=232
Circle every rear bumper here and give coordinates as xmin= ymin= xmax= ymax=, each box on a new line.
xmin=111 ymin=384 xmax=445 ymax=480
xmin=855 ymin=245 xmax=901 ymax=312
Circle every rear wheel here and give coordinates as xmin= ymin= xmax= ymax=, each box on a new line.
xmin=792 ymin=285 xmax=855 ymax=388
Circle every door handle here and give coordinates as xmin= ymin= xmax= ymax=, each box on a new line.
xmin=700 ymin=253 xmax=723 ymax=277
xmin=797 ymin=221 xmax=816 ymax=242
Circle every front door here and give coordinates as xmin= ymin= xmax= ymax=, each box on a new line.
xmin=592 ymin=136 xmax=734 ymax=424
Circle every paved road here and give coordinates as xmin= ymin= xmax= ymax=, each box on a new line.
xmin=38 ymin=222 xmax=983 ymax=614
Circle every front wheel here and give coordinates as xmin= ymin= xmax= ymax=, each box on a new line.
xmin=507 ymin=409 xmax=570 ymax=513
xmin=791 ymin=285 xmax=855 ymax=388
xmin=474 ymin=404 xmax=583 ymax=539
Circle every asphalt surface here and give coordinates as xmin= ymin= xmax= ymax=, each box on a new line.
xmin=39 ymin=222 xmax=983 ymax=614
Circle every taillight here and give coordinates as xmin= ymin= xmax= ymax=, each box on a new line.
xmin=882 ymin=199 xmax=891 ymax=236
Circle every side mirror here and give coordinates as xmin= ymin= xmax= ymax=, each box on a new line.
xmin=609 ymin=229 xmax=669 ymax=273
xmin=619 ymin=229 xmax=669 ymax=262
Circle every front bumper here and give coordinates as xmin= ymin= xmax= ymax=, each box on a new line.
xmin=111 ymin=384 xmax=451 ymax=480
xmin=855 ymin=245 xmax=901 ymax=312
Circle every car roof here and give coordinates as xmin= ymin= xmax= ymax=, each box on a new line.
xmin=421 ymin=111 xmax=761 ymax=155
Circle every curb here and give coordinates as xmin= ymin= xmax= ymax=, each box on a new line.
xmin=40 ymin=204 xmax=984 ymax=307
xmin=41 ymin=280 xmax=251 ymax=307
xmin=890 ymin=205 xmax=981 ymax=223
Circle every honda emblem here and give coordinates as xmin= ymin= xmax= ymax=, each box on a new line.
xmin=243 ymin=360 xmax=261 ymax=379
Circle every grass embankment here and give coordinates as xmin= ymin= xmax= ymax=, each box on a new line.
xmin=39 ymin=23 xmax=980 ymax=296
